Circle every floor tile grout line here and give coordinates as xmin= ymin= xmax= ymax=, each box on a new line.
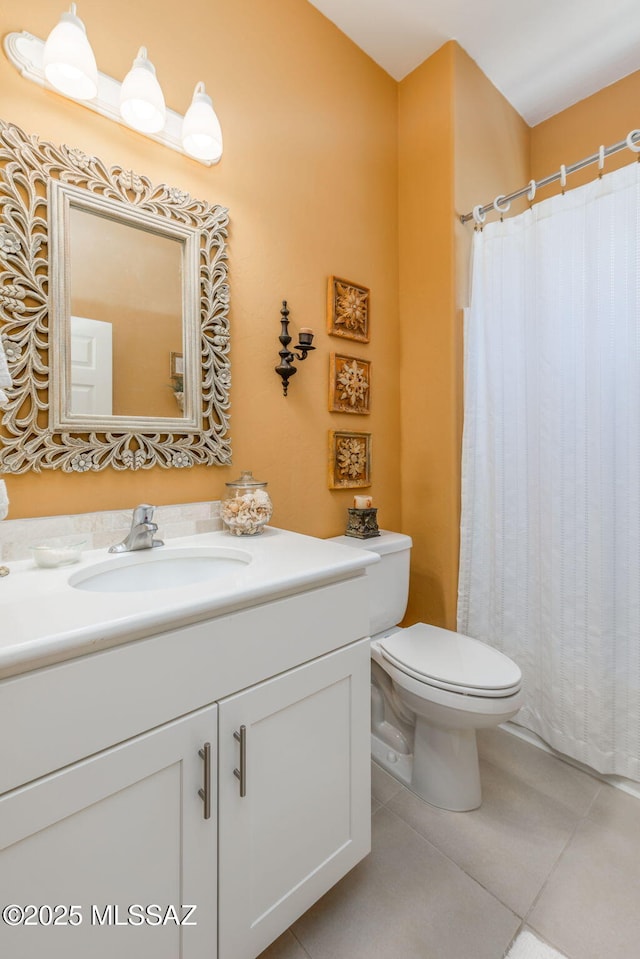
xmin=289 ymin=927 xmax=314 ymax=958
xmin=371 ymin=761 xmax=405 ymax=807
xmin=582 ymin=780 xmax=604 ymax=821
xmin=521 ymin=805 xmax=591 ymax=957
xmin=380 ymin=770 xmax=603 ymax=926
xmin=371 ymin=787 xmax=403 ymax=807
xmin=375 ymin=750 xmax=605 ymax=906
xmin=380 ymin=801 xmax=522 ymax=922
xmin=382 ymin=792 xmax=519 ymax=907
xmin=501 ymin=723 xmax=640 ymax=804
xmin=522 ymin=779 xmax=599 ymax=923
xmin=503 ymin=925 xmax=578 ymax=959
xmin=476 ymin=751 xmax=605 ymax=824
xmin=375 ymin=750 xmax=603 ymax=819
xmin=501 ymin=919 xmax=528 ymax=959
xmin=515 ymin=926 xmax=579 ymax=959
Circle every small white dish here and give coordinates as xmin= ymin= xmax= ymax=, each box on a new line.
xmin=29 ymin=535 xmax=87 ymax=568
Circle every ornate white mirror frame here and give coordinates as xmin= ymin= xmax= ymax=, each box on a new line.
xmin=0 ymin=119 xmax=231 ymax=473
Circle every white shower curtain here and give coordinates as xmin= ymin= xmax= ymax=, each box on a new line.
xmin=458 ymin=161 xmax=640 ymax=780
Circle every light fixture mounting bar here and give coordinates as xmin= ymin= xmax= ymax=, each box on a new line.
xmin=3 ymin=31 xmax=216 ymax=166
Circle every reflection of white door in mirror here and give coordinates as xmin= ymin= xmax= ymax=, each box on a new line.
xmin=70 ymin=316 xmax=113 ymax=416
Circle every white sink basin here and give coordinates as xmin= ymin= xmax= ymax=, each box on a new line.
xmin=68 ymin=546 xmax=252 ymax=593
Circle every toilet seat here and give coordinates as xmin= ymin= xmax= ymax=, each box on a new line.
xmin=377 ymin=623 xmax=522 ymax=699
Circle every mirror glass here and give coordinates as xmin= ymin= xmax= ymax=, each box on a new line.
xmin=68 ymin=207 xmax=184 ymax=419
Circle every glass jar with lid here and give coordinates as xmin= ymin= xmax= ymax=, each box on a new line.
xmin=221 ymin=470 xmax=273 ymax=535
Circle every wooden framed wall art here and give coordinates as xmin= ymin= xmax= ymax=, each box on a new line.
xmin=329 ymin=353 xmax=371 ymax=414
xmin=328 ymin=430 xmax=371 ymax=489
xmin=327 ymin=276 xmax=370 ymax=343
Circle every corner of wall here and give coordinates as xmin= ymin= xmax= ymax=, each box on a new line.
xmin=397 ymin=42 xmax=458 ymax=628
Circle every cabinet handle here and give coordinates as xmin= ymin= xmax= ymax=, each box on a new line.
xmin=198 ymin=742 xmax=211 ymax=819
xmin=233 ymin=725 xmax=247 ymax=798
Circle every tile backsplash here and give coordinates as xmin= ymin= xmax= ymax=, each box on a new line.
xmin=0 ymin=501 xmax=221 ymax=563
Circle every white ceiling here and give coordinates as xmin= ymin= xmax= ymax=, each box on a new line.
xmin=307 ymin=0 xmax=640 ymax=126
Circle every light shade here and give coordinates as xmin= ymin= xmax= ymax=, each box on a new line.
xmin=119 ymin=47 xmax=166 ymax=134
xmin=42 ymin=3 xmax=98 ymax=100
xmin=182 ymin=82 xmax=223 ymax=163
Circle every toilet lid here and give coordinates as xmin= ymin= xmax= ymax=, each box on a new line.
xmin=378 ymin=623 xmax=521 ymax=696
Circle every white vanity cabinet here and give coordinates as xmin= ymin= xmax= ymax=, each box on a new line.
xmin=0 ymin=705 xmax=218 ymax=959
xmin=218 ymin=639 xmax=371 ymax=959
xmin=0 ymin=565 xmax=372 ymax=959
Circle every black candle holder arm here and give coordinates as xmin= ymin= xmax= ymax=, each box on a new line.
xmin=274 ymin=300 xmax=315 ymax=396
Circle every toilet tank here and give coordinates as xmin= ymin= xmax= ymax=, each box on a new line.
xmin=329 ymin=531 xmax=412 ymax=636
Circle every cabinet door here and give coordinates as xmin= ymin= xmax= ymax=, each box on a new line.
xmin=218 ymin=639 xmax=371 ymax=959
xmin=0 ymin=704 xmax=217 ymax=959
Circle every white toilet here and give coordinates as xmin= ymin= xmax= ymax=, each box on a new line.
xmin=330 ymin=531 xmax=522 ymax=811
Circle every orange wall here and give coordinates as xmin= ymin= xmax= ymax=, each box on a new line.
xmin=398 ymin=42 xmax=528 ymax=629
xmin=398 ymin=43 xmax=457 ymax=628
xmin=531 ymin=69 xmax=640 ymax=196
xmin=0 ymin=0 xmax=400 ymax=536
xmin=454 ymin=46 xmax=530 ymax=308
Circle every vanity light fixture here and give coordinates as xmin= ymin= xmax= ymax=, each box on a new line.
xmin=182 ymin=82 xmax=223 ymax=163
xmin=41 ymin=3 xmax=98 ymax=101
xmin=4 ymin=11 xmax=223 ymax=166
xmin=275 ymin=301 xmax=315 ymax=397
xmin=119 ymin=47 xmax=166 ymax=134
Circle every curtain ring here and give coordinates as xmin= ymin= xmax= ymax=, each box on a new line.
xmin=625 ymin=129 xmax=640 ymax=153
xmin=559 ymin=164 xmax=567 ymax=194
xmin=493 ymin=194 xmax=511 ymax=214
xmin=527 ymin=179 xmax=536 ymax=203
xmin=472 ymin=204 xmax=486 ymax=225
xmin=598 ymin=145 xmax=605 ymax=177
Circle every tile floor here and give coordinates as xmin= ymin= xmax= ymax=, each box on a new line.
xmin=258 ymin=727 xmax=640 ymax=959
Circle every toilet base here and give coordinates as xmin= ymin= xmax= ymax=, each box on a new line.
xmin=371 ymin=732 xmax=412 ymax=787
xmin=411 ymin=716 xmax=481 ymax=811
xmin=371 ymin=720 xmax=482 ymax=811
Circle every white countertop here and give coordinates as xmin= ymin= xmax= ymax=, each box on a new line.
xmin=0 ymin=527 xmax=377 ymax=680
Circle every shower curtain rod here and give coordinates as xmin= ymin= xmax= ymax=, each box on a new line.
xmin=460 ymin=128 xmax=640 ymax=224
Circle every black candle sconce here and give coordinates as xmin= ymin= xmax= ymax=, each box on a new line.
xmin=274 ymin=300 xmax=315 ymax=396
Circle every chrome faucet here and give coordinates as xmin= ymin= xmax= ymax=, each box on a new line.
xmin=109 ymin=504 xmax=164 ymax=553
